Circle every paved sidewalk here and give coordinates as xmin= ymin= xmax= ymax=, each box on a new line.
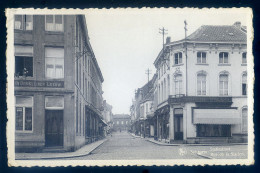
xmin=15 ymin=139 xmax=107 ymax=160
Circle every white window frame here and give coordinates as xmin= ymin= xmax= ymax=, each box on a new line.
xmin=45 ymin=47 xmax=64 ymax=79
xmin=45 ymin=15 xmax=64 ymax=32
xmin=197 ymin=51 xmax=207 ymax=64
xmin=15 ymin=96 xmax=33 ymax=132
xmin=219 ymin=72 xmax=230 ymax=96
xmin=197 ymin=73 xmax=207 ymax=96
xmin=174 ymin=52 xmax=183 ymax=65
xmin=219 ymin=52 xmax=229 ymax=64
xmin=14 ymin=15 xmax=33 ymax=31
xmin=45 ymin=96 xmax=64 ymax=110
xmin=174 ymin=74 xmax=183 ymax=95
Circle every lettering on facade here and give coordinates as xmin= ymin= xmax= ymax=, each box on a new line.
xmin=14 ymin=80 xmax=64 ymax=88
xmin=169 ymin=96 xmax=232 ymax=104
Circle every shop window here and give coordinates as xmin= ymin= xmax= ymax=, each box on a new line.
xmin=174 ymin=52 xmax=182 ymax=65
xmin=242 ymin=52 xmax=247 ymax=64
xmin=15 ymin=46 xmax=33 ymax=77
xmin=197 ymin=73 xmax=206 ymax=95
xmin=242 ymin=107 xmax=248 ymax=133
xmin=45 ymin=47 xmax=64 ymax=79
xmin=174 ymin=74 xmax=182 ymax=95
xmin=242 ymin=73 xmax=247 ymax=95
xmin=45 ymin=15 xmax=63 ymax=32
xmin=14 ymin=15 xmax=33 ymax=30
xmin=197 ymin=52 xmax=206 ymax=64
xmin=219 ymin=52 xmax=229 ymax=64
xmin=45 ymin=96 xmax=64 ymax=109
xmin=197 ymin=124 xmax=231 ymax=137
xmin=219 ymin=74 xmax=229 ymax=96
xmin=15 ymin=96 xmax=33 ymax=131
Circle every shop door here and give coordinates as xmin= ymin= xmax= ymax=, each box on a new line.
xmin=45 ymin=110 xmax=63 ymax=147
xmin=174 ymin=115 xmax=183 ymax=140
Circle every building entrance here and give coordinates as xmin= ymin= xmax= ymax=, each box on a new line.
xmin=45 ymin=110 xmax=64 ymax=147
xmin=174 ymin=109 xmax=183 ymax=140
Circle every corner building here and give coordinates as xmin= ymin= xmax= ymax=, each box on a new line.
xmin=154 ymin=22 xmax=248 ymax=144
xmin=14 ymin=15 xmax=105 ymax=152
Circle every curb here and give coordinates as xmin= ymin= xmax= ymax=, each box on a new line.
xmin=16 ymin=139 xmax=108 ymax=160
xmin=145 ymin=139 xmax=180 ymax=146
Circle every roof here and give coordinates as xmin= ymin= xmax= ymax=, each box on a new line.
xmin=140 ymin=74 xmax=157 ymax=103
xmin=185 ymin=25 xmax=246 ymax=42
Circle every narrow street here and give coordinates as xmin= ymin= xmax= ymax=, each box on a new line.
xmin=64 ymin=131 xmax=247 ymax=160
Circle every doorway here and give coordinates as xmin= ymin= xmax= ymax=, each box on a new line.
xmin=45 ymin=110 xmax=64 ymax=147
xmin=174 ymin=109 xmax=183 ymax=140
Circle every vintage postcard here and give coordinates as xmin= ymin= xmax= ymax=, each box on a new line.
xmin=6 ymin=8 xmax=254 ymax=167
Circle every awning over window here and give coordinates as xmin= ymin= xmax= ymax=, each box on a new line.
xmin=193 ymin=109 xmax=240 ymax=125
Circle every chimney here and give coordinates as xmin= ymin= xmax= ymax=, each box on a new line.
xmin=166 ymin=36 xmax=171 ymax=44
xmin=234 ymin=21 xmax=241 ymax=29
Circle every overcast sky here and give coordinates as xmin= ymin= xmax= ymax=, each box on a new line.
xmin=85 ymin=8 xmax=249 ymax=114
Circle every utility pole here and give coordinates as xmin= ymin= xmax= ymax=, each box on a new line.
xmin=145 ymin=68 xmax=152 ymax=82
xmin=159 ymin=27 xmax=168 ymax=51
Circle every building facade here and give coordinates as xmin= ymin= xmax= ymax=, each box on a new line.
xmin=102 ymin=100 xmax=113 ymax=134
xmin=112 ymin=114 xmax=131 ymax=131
xmin=153 ymin=22 xmax=248 ymax=143
xmin=14 ymin=15 xmax=106 ymax=152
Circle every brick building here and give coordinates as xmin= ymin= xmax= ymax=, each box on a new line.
xmin=112 ymin=114 xmax=131 ymax=131
xmin=14 ymin=15 xmax=106 ymax=152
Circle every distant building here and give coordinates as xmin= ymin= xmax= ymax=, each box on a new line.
xmin=112 ymin=114 xmax=131 ymax=131
xmin=102 ymin=100 xmax=113 ymax=134
xmin=14 ymin=15 xmax=106 ymax=152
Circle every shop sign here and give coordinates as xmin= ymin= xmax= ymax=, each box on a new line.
xmin=169 ymin=96 xmax=232 ymax=104
xmin=14 ymin=80 xmax=64 ymax=88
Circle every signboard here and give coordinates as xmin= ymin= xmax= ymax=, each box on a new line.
xmin=168 ymin=96 xmax=232 ymax=104
xmin=14 ymin=80 xmax=64 ymax=88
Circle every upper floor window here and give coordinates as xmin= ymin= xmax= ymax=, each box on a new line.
xmin=197 ymin=73 xmax=206 ymax=95
xmin=219 ymin=52 xmax=229 ymax=64
xmin=174 ymin=52 xmax=182 ymax=65
xmin=219 ymin=74 xmax=229 ymax=96
xmin=174 ymin=74 xmax=182 ymax=95
xmin=197 ymin=52 xmax=206 ymax=64
xmin=242 ymin=73 xmax=247 ymax=95
xmin=14 ymin=15 xmax=33 ymax=30
xmin=15 ymin=46 xmax=33 ymax=77
xmin=45 ymin=15 xmax=63 ymax=32
xmin=45 ymin=47 xmax=64 ymax=79
xmin=121 ymin=121 xmax=124 ymax=125
xmin=242 ymin=52 xmax=247 ymax=64
xmin=15 ymin=96 xmax=33 ymax=131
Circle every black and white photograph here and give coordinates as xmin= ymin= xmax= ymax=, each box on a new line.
xmin=6 ymin=8 xmax=254 ymax=166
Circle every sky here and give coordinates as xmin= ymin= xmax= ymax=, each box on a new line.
xmin=84 ymin=8 xmax=249 ymax=114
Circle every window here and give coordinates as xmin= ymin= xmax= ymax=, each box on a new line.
xmin=14 ymin=15 xmax=33 ymax=30
xmin=242 ymin=73 xmax=247 ymax=95
xmin=15 ymin=46 xmax=33 ymax=77
xmin=197 ymin=73 xmax=206 ymax=95
xmin=242 ymin=52 xmax=247 ymax=64
xmin=121 ymin=121 xmax=124 ymax=125
xmin=15 ymin=96 xmax=33 ymax=131
xmin=219 ymin=74 xmax=229 ymax=96
xmin=174 ymin=52 xmax=182 ymax=65
xmin=45 ymin=96 xmax=64 ymax=109
xmin=45 ymin=15 xmax=63 ymax=31
xmin=117 ymin=121 xmax=119 ymax=125
xmin=174 ymin=74 xmax=182 ymax=95
xmin=242 ymin=107 xmax=248 ymax=133
xmin=197 ymin=52 xmax=206 ymax=64
xmin=197 ymin=125 xmax=231 ymax=137
xmin=219 ymin=52 xmax=229 ymax=64
xmin=45 ymin=47 xmax=64 ymax=79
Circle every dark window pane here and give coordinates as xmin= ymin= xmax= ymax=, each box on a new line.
xmin=15 ymin=56 xmax=33 ymax=77
xmin=14 ymin=15 xmax=23 ymax=29
xmin=16 ymin=107 xmax=23 ymax=130
xmin=46 ymin=15 xmax=53 ymax=23
xmin=202 ymin=52 xmax=206 ymax=58
xmin=24 ymin=57 xmax=33 ymax=77
xmin=242 ymin=84 xmax=247 ymax=95
xmin=25 ymin=108 xmax=32 ymax=130
xmin=175 ymin=54 xmax=178 ymax=64
xmin=55 ymin=15 xmax=62 ymax=24
xmin=179 ymin=52 xmax=182 ymax=58
xmin=15 ymin=56 xmax=24 ymax=76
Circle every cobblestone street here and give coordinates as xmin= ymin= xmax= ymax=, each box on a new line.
xmin=63 ymin=131 xmax=248 ymax=160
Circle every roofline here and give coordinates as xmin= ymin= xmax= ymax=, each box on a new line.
xmin=79 ymin=15 xmax=104 ymax=83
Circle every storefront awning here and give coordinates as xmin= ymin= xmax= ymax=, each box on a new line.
xmin=193 ymin=109 xmax=240 ymax=125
